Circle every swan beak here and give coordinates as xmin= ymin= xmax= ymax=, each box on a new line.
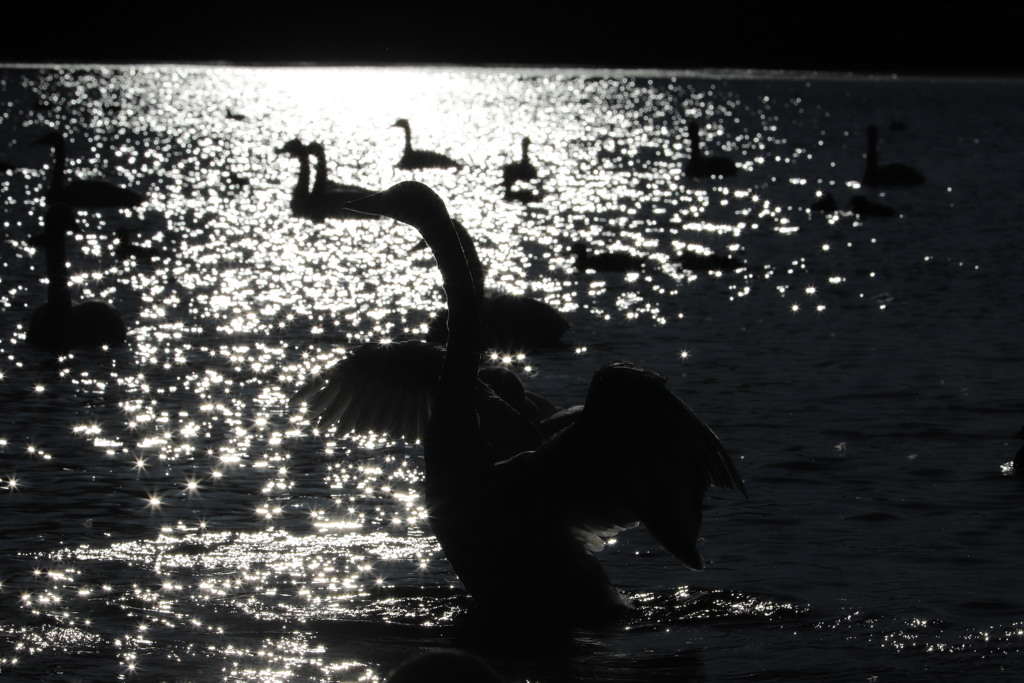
xmin=343 ymin=191 xmax=387 ymax=219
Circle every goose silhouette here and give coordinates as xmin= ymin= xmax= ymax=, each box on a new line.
xmin=684 ymin=122 xmax=737 ymax=178
xmin=501 ymin=136 xmax=537 ymax=187
xmin=863 ymin=124 xmax=924 ymax=187
xmin=315 ymin=181 xmax=745 ymax=620
xmin=36 ymin=131 xmax=145 ymax=208
xmin=392 ymin=119 xmax=461 ymax=170
xmin=28 ymin=204 xmax=127 ymax=350
xmin=570 ymin=242 xmax=646 ymax=273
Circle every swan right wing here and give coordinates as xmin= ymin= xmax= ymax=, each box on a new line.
xmin=497 ymin=361 xmax=745 ymax=569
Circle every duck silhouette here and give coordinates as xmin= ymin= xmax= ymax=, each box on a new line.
xmin=862 ymin=124 xmax=924 ymax=187
xmin=684 ymin=122 xmax=737 ymax=178
xmin=36 ymin=131 xmax=145 ymax=208
xmin=319 ymin=181 xmax=746 ymax=620
xmin=28 ymin=204 xmax=127 ymax=350
xmin=392 ymin=119 xmax=461 ymax=170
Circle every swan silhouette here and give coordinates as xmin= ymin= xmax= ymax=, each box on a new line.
xmin=684 ymin=122 xmax=737 ymax=178
xmin=36 ymin=131 xmax=145 ymax=208
xmin=28 ymin=204 xmax=127 ymax=350
xmin=570 ymin=242 xmax=646 ymax=273
xmin=306 ymin=142 xmax=375 ymax=220
xmin=420 ymin=219 xmax=568 ymax=351
xmin=392 ymin=119 xmax=461 ymax=170
xmin=276 ymin=139 xmax=374 ymax=221
xmin=501 ymin=136 xmax=537 ymax=187
xmin=331 ymin=181 xmax=746 ymax=620
xmin=863 ymin=125 xmax=925 ymax=187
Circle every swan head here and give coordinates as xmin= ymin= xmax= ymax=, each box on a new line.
xmin=345 ymin=181 xmax=449 ymax=227
xmin=392 ymin=118 xmax=411 ymax=130
xmin=305 ymin=141 xmax=325 ymax=155
xmin=275 ymin=139 xmax=307 ymax=157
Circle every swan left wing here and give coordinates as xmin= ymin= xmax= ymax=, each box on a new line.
xmin=498 ymin=361 xmax=745 ymax=569
xmin=293 ymin=341 xmax=543 ymax=458
xmin=292 ymin=341 xmax=442 ymax=441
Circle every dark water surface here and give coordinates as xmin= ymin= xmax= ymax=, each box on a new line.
xmin=1 ymin=66 xmax=1022 ymax=681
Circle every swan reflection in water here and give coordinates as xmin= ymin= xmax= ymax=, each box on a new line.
xmin=296 ymin=181 xmax=746 ymax=622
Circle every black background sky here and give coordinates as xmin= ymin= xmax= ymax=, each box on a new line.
xmin=3 ymin=3 xmax=1021 ymax=75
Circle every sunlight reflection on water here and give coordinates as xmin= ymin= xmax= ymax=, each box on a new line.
xmin=2 ymin=65 xmax=1023 ymax=681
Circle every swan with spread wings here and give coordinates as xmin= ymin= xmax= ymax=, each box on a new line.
xmin=295 ymin=181 xmax=745 ymax=620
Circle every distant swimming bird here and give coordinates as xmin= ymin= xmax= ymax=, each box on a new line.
xmin=422 ymin=220 xmax=569 ymax=351
xmin=392 ymin=119 xmax=461 ymax=170
xmin=570 ymin=242 xmax=646 ymax=273
xmin=321 ymin=181 xmax=745 ymax=621
xmin=810 ymin=192 xmax=838 ymax=212
xmin=848 ymin=195 xmax=897 ymax=218
xmin=306 ymin=142 xmax=376 ymax=220
xmin=28 ymin=204 xmax=127 ymax=350
xmin=501 ymin=136 xmax=537 ymax=187
xmin=276 ymin=139 xmax=375 ymax=221
xmin=862 ymin=124 xmax=924 ymax=187
xmin=684 ymin=122 xmax=737 ymax=178
xmin=36 ymin=131 xmax=145 ymax=208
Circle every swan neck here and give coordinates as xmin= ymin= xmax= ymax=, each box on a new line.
xmin=44 ymin=214 xmax=72 ymax=316
xmin=293 ymin=153 xmax=310 ymax=204
xmin=688 ymin=126 xmax=703 ymax=159
xmin=419 ymin=214 xmax=483 ymax=427
xmin=310 ymin=147 xmax=327 ymax=195
xmin=402 ymin=124 xmax=413 ymax=152
xmin=49 ymin=137 xmax=67 ymax=192
xmin=865 ymin=127 xmax=879 ymax=174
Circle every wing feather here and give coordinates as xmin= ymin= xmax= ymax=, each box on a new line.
xmin=498 ymin=361 xmax=745 ymax=569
